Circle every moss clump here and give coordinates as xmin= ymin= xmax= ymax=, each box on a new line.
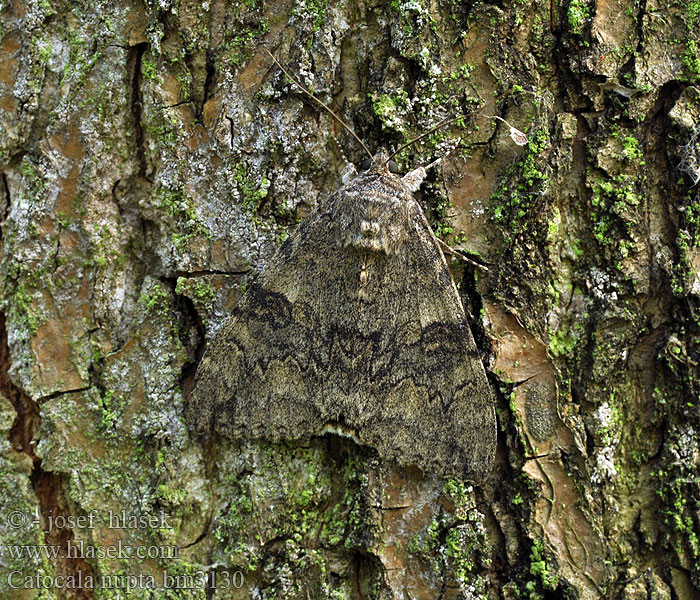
xmin=3 ymin=278 xmax=40 ymax=336
xmin=234 ymin=163 xmax=299 ymax=230
xmin=370 ymin=90 xmax=411 ymax=135
xmin=683 ymin=39 xmax=700 ymax=83
xmin=141 ymin=57 xmax=158 ymax=82
xmin=406 ymin=480 xmax=490 ymax=594
xmin=548 ymin=322 xmax=580 ymax=358
xmin=139 ymin=280 xmax=171 ymax=314
xmin=209 ymin=439 xmax=377 ymax=596
xmin=653 ymin=465 xmax=700 ymax=565
xmin=487 ymin=126 xmax=555 ymax=322
xmin=528 ymin=539 xmax=558 ymax=594
xmin=588 ymin=174 xmax=641 ymax=262
xmin=223 ymin=0 xmax=270 ymax=67
xmin=567 ymin=0 xmax=591 ymax=36
xmin=175 ymin=277 xmax=215 ymax=309
xmin=293 ymin=0 xmax=328 ymax=34
xmin=621 ymin=135 xmax=644 ymax=162
xmin=488 ymin=128 xmax=550 ymax=249
xmin=234 ymin=163 xmax=270 ymax=215
xmin=153 ymin=184 xmax=209 ymax=249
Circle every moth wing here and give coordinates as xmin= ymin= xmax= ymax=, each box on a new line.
xmin=189 ymin=201 xmax=340 ymax=442
xmin=191 ymin=192 xmax=496 ymax=481
xmin=336 ymin=201 xmax=496 ymax=481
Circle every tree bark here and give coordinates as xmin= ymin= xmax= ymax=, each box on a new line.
xmin=1 ymin=0 xmax=699 ymax=598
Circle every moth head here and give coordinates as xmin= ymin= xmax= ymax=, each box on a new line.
xmin=355 ymin=148 xmax=428 ymax=194
xmin=359 ymin=148 xmax=399 ymax=176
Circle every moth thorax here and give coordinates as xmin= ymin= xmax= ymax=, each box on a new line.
xmin=360 ymin=220 xmax=380 ymax=237
xmin=338 ymin=192 xmax=407 ymax=255
xmin=342 ymin=229 xmax=403 ymax=254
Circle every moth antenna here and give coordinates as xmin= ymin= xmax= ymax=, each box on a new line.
xmin=482 ymin=114 xmax=529 ymax=146
xmin=263 ymin=47 xmax=373 ymax=160
xmin=387 ymin=115 xmax=466 ymax=162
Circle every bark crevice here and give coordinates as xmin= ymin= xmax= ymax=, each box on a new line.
xmin=1 ymin=313 xmax=95 ymax=599
xmin=127 ymin=42 xmax=149 ymax=179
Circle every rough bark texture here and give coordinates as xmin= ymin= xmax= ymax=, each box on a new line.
xmin=1 ymin=0 xmax=699 ymax=599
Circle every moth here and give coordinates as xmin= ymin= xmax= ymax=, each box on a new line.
xmin=190 ymin=144 xmax=496 ymax=481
